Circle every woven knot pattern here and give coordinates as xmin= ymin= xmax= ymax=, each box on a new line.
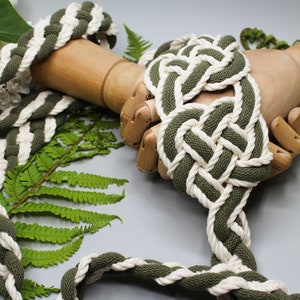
xmin=144 ymin=33 xmax=274 ymax=283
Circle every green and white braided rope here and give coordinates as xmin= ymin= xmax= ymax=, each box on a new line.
xmin=144 ymin=34 xmax=272 ymax=272
xmin=0 ymin=2 xmax=117 ymax=299
xmin=1 ymin=2 xmax=300 ymax=300
xmin=56 ymin=35 xmax=300 ymax=299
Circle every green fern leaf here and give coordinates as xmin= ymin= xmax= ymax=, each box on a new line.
xmin=123 ymin=24 xmax=152 ymax=63
xmin=0 ymin=191 xmax=13 ymax=212
xmin=48 ymin=170 xmax=128 ymax=188
xmin=31 ymin=186 xmax=125 ymax=205
xmin=35 ymin=152 xmax=55 ymax=172
xmin=11 ymin=202 xmax=121 ymax=227
xmin=15 ymin=222 xmax=85 ymax=244
xmin=42 ymin=141 xmax=66 ymax=160
xmin=4 ymin=166 xmax=28 ymax=202
xmin=21 ymin=279 xmax=59 ymax=300
xmin=57 ymin=131 xmax=80 ymax=146
xmin=93 ymin=118 xmax=120 ymax=131
xmin=18 ymin=164 xmax=42 ymax=187
xmin=21 ymin=236 xmax=83 ymax=267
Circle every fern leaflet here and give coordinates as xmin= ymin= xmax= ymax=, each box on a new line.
xmin=10 ymin=201 xmax=120 ymax=228
xmin=14 ymin=222 xmax=85 ymax=244
xmin=47 ymin=170 xmax=128 ymax=188
xmin=123 ymin=24 xmax=152 ymax=63
xmin=21 ymin=236 xmax=83 ymax=267
xmin=31 ymin=186 xmax=125 ymax=205
xmin=21 ymin=279 xmax=59 ymax=300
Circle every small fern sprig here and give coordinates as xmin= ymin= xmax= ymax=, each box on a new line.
xmin=240 ymin=27 xmax=291 ymax=50
xmin=123 ymin=24 xmax=152 ymax=63
xmin=21 ymin=279 xmax=59 ymax=300
xmin=0 ymin=106 xmax=127 ymax=298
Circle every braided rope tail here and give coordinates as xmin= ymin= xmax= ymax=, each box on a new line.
xmin=0 ymin=2 xmax=117 ymax=299
xmin=58 ymin=35 xmax=300 ymax=299
xmin=2 ymin=3 xmax=300 ymax=300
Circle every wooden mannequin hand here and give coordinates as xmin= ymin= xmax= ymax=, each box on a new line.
xmin=120 ymin=44 xmax=300 ymax=179
xmin=31 ymin=39 xmax=300 ymax=179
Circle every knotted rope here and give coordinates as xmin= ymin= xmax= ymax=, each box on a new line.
xmin=144 ymin=34 xmax=272 ymax=271
xmin=0 ymin=2 xmax=117 ymax=298
xmin=57 ymin=35 xmax=300 ymax=299
xmin=1 ymin=2 xmax=300 ymax=300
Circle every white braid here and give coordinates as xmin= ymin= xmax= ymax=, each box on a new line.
xmin=0 ymin=233 xmax=22 ymax=260
xmin=48 ymin=95 xmax=75 ymax=116
xmin=86 ymin=4 xmax=104 ymax=35
xmin=16 ymin=122 xmax=34 ymax=165
xmin=13 ymin=91 xmax=50 ymax=127
xmin=55 ymin=3 xmax=81 ymax=49
xmin=43 ymin=116 xmax=58 ymax=143
xmin=21 ymin=17 xmax=51 ymax=73
xmin=0 ymin=264 xmax=22 ymax=300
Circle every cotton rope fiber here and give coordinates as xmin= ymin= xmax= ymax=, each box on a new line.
xmin=1 ymin=2 xmax=300 ymax=300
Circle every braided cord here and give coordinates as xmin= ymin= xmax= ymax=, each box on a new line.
xmin=1 ymin=3 xmax=299 ymax=299
xmin=57 ymin=34 xmax=300 ymax=299
xmin=0 ymin=2 xmax=117 ymax=299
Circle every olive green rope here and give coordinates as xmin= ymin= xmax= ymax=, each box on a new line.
xmin=58 ymin=34 xmax=300 ymax=300
xmin=1 ymin=3 xmax=299 ymax=300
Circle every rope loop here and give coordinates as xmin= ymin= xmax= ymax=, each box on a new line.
xmin=143 ymin=33 xmax=276 ymax=291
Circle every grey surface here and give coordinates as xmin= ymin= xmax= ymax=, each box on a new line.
xmin=16 ymin=1 xmax=300 ymax=299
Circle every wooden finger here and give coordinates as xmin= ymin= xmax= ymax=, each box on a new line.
xmin=271 ymin=116 xmax=300 ymax=157
xmin=158 ymin=159 xmax=171 ymax=180
xmin=136 ymin=123 xmax=160 ymax=173
xmin=121 ymin=96 xmax=160 ymax=148
xmin=120 ymin=82 xmax=152 ymax=147
xmin=267 ymin=142 xmax=292 ymax=179
xmin=288 ymin=107 xmax=300 ymax=134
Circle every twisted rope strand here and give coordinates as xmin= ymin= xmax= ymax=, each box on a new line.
xmin=1 ymin=2 xmax=299 ymax=299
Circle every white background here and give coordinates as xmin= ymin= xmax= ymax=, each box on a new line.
xmin=15 ymin=1 xmax=300 ymax=299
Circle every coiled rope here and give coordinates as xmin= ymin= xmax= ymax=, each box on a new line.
xmin=0 ymin=2 xmax=117 ymax=299
xmin=1 ymin=2 xmax=299 ymax=300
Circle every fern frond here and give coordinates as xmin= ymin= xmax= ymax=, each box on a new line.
xmin=11 ymin=202 xmax=121 ymax=227
xmin=31 ymin=186 xmax=125 ymax=205
xmin=21 ymin=236 xmax=83 ymax=267
xmin=48 ymin=170 xmax=128 ymax=189
xmin=15 ymin=222 xmax=85 ymax=244
xmin=123 ymin=24 xmax=152 ymax=63
xmin=21 ymin=279 xmax=59 ymax=300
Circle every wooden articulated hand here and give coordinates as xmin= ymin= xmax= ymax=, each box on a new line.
xmin=27 ymin=20 xmax=300 ymax=298
xmin=31 ymin=40 xmax=300 ymax=180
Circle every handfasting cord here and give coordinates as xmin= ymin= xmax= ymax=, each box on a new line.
xmin=0 ymin=2 xmax=117 ymax=299
xmin=0 ymin=2 xmax=299 ymax=300
xmin=57 ymin=35 xmax=300 ymax=299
